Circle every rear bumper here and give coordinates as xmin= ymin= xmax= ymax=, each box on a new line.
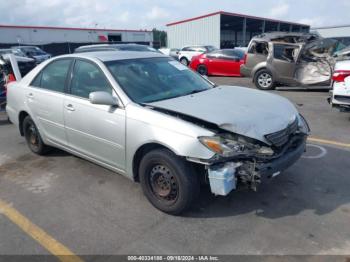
xmin=240 ymin=65 xmax=251 ymax=77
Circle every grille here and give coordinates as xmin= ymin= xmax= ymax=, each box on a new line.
xmin=265 ymin=118 xmax=298 ymax=147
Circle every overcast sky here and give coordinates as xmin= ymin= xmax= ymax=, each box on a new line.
xmin=0 ymin=0 xmax=349 ymax=30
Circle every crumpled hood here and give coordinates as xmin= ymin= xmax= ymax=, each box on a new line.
xmin=149 ymin=86 xmax=299 ymax=143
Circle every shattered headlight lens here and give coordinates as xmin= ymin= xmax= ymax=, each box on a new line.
xmin=198 ymin=136 xmax=236 ymax=156
xmin=199 ymin=135 xmax=274 ymax=157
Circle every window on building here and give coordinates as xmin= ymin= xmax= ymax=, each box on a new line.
xmin=108 ymin=34 xmax=122 ymax=42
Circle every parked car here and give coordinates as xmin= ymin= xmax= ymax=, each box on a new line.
xmin=158 ymin=48 xmax=180 ymax=59
xmin=1 ymin=51 xmax=36 ymax=110
xmin=178 ymin=45 xmax=218 ymax=66
xmin=329 ymin=60 xmax=350 ymax=112
xmin=240 ymin=32 xmax=339 ymax=90
xmin=74 ymin=44 xmax=159 ymax=53
xmin=6 ymin=51 xmax=309 ymax=214
xmin=11 ymin=46 xmax=51 ymax=64
xmin=0 ymin=49 xmax=36 ymax=76
xmin=189 ymin=49 xmax=245 ymax=76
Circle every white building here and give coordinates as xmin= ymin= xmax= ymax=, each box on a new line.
xmin=0 ymin=24 xmax=153 ymax=45
xmin=166 ymin=11 xmax=310 ymax=49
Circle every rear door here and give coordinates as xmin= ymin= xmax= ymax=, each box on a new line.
xmin=25 ymin=58 xmax=72 ymax=147
xmin=268 ymin=43 xmax=302 ymax=85
xmin=245 ymin=41 xmax=269 ymax=72
xmin=63 ymin=59 xmax=126 ymax=171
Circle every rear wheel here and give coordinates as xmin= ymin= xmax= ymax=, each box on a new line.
xmin=197 ymin=64 xmax=208 ymax=75
xmin=23 ymin=116 xmax=50 ymax=155
xmin=180 ymin=57 xmax=189 ymax=66
xmin=139 ymin=149 xmax=199 ymax=215
xmin=254 ymin=69 xmax=275 ymax=90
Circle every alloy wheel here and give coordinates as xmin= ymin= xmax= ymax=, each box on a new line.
xmin=258 ymin=73 xmax=273 ymax=88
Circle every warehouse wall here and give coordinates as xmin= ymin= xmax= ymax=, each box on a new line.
xmin=167 ymin=14 xmax=221 ymax=49
xmin=314 ymin=26 xmax=350 ymax=38
xmin=0 ymin=27 xmax=153 ymax=45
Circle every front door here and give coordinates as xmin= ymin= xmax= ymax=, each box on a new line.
xmin=64 ymin=59 xmax=126 ymax=171
xmin=216 ymin=50 xmax=243 ymax=76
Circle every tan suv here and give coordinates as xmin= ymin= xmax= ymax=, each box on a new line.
xmin=240 ymin=32 xmax=337 ymax=90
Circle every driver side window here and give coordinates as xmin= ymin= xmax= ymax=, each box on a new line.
xmin=70 ymin=60 xmax=112 ymax=99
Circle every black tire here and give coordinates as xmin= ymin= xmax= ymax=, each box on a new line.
xmin=254 ymin=69 xmax=276 ymax=90
xmin=23 ymin=115 xmax=50 ymax=155
xmin=197 ymin=64 xmax=208 ymax=75
xmin=139 ymin=149 xmax=199 ymax=215
xmin=180 ymin=57 xmax=189 ymax=66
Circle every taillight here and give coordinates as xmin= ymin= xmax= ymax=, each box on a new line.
xmin=4 ymin=73 xmax=16 ymax=93
xmin=332 ymin=70 xmax=350 ymax=83
xmin=243 ymin=53 xmax=247 ymax=64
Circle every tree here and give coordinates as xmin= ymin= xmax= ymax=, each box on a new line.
xmin=152 ymin=28 xmax=167 ymax=48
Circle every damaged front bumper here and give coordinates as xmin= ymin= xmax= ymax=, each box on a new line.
xmin=198 ymin=134 xmax=307 ymax=196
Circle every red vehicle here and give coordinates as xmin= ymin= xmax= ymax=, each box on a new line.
xmin=189 ymin=49 xmax=245 ymax=76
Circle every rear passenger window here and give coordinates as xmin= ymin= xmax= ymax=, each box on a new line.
xmin=248 ymin=41 xmax=269 ymax=56
xmin=35 ymin=59 xmax=71 ymax=92
xmin=31 ymin=72 xmax=42 ymax=87
xmin=70 ymin=60 xmax=112 ymax=99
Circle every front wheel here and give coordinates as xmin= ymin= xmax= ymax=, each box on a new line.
xmin=254 ymin=69 xmax=275 ymax=90
xmin=139 ymin=149 xmax=199 ymax=215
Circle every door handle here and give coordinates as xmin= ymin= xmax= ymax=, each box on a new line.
xmin=65 ymin=104 xmax=75 ymax=111
xmin=26 ymin=93 xmax=34 ymax=98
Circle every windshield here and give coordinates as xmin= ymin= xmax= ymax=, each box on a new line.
xmin=106 ymin=57 xmax=213 ymax=103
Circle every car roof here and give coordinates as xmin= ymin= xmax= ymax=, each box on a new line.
xmin=76 ymin=43 xmax=151 ymax=49
xmin=61 ymin=50 xmax=166 ymax=62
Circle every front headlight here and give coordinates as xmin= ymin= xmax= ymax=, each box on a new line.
xmin=297 ymin=114 xmax=310 ymax=134
xmin=198 ymin=135 xmax=274 ymax=157
xmin=198 ymin=136 xmax=243 ymax=157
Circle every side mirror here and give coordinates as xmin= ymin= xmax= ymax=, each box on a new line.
xmin=89 ymin=91 xmax=119 ymax=106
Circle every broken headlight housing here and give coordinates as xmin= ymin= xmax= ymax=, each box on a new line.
xmin=198 ymin=134 xmax=274 ymax=158
xmin=297 ymin=114 xmax=310 ymax=134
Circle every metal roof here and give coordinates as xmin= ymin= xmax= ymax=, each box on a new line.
xmin=166 ymin=11 xmax=309 ymax=27
xmin=312 ymin=24 xmax=350 ymax=30
xmin=0 ymin=24 xmax=151 ymax=33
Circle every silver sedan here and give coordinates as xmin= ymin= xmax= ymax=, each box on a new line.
xmin=6 ymin=51 xmax=309 ymax=214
